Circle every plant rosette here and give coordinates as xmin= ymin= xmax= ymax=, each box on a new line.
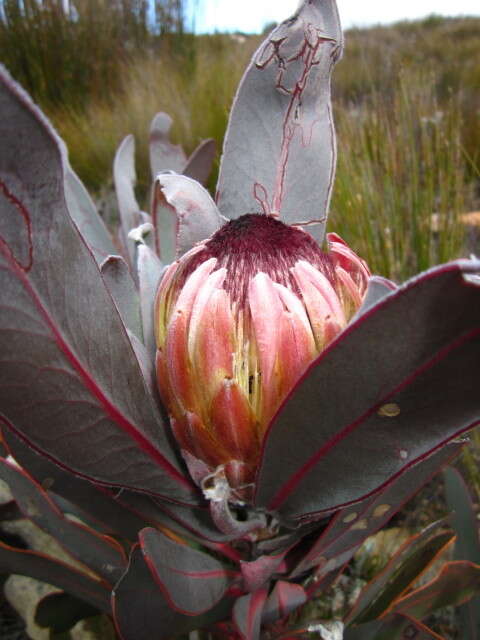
xmin=1 ymin=1 xmax=480 ymax=638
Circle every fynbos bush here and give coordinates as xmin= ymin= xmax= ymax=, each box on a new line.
xmin=0 ymin=1 xmax=479 ymax=638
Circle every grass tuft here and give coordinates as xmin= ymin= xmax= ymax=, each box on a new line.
xmin=1 ymin=11 xmax=479 ymax=277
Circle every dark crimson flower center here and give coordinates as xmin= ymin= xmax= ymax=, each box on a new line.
xmin=184 ymin=213 xmax=334 ymax=305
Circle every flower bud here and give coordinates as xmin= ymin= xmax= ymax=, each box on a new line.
xmin=155 ymin=214 xmax=370 ymax=498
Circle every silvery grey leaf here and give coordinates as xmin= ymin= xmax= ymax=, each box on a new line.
xmin=216 ymin=0 xmax=343 ymax=243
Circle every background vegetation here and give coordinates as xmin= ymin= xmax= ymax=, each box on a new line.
xmin=1 ymin=1 xmax=478 ymax=281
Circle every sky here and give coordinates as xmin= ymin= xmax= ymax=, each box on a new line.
xmin=189 ymin=0 xmax=480 ymax=33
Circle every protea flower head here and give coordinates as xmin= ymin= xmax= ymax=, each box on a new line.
xmin=155 ymin=213 xmax=370 ymax=498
